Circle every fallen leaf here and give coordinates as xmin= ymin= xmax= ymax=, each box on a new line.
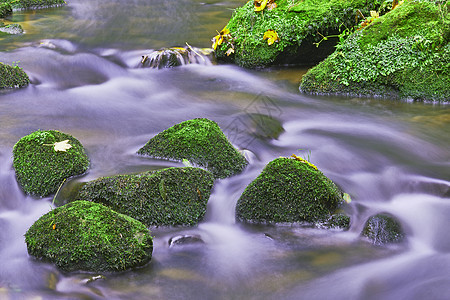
xmin=254 ymin=0 xmax=269 ymax=12
xmin=263 ymin=29 xmax=279 ymax=45
xmin=225 ymin=48 xmax=235 ymax=56
xmin=53 ymin=140 xmax=72 ymax=152
xmin=212 ymin=27 xmax=230 ymax=50
xmin=267 ymin=0 xmax=277 ymax=10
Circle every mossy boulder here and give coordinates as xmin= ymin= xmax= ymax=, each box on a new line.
xmin=362 ymin=213 xmax=405 ymax=245
xmin=25 ymin=200 xmax=153 ymax=272
xmin=75 ymin=167 xmax=215 ymax=227
xmin=214 ymin=0 xmax=382 ymax=68
xmin=236 ymin=157 xmax=344 ymax=224
xmin=300 ymin=0 xmax=450 ymax=102
xmin=0 ymin=23 xmax=24 ymax=35
xmin=13 ymin=130 xmax=90 ymax=197
xmin=137 ymin=118 xmax=248 ymax=179
xmin=0 ymin=62 xmax=30 ymax=89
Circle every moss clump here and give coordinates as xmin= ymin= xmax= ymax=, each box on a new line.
xmin=362 ymin=213 xmax=405 ymax=245
xmin=300 ymin=0 xmax=450 ymax=102
xmin=75 ymin=167 xmax=215 ymax=227
xmin=0 ymin=62 xmax=30 ymax=89
xmin=236 ymin=157 xmax=344 ymax=224
xmin=137 ymin=118 xmax=248 ymax=179
xmin=13 ymin=130 xmax=90 ymax=197
xmin=10 ymin=0 xmax=66 ymax=9
xmin=215 ymin=0 xmax=382 ymax=68
xmin=25 ymin=201 xmax=153 ymax=272
xmin=0 ymin=2 xmax=12 ymax=18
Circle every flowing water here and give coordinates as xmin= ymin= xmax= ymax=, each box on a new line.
xmin=1 ymin=1 xmax=449 ymax=299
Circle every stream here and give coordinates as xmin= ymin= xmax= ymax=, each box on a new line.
xmin=1 ymin=0 xmax=449 ymax=299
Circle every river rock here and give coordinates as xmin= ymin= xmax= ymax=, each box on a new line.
xmin=13 ymin=130 xmax=90 ymax=197
xmin=300 ymin=0 xmax=450 ymax=102
xmin=140 ymin=46 xmax=214 ymax=69
xmin=168 ymin=234 xmax=205 ymax=248
xmin=25 ymin=200 xmax=153 ymax=272
xmin=0 ymin=23 xmax=23 ymax=35
xmin=236 ymin=156 xmax=345 ymax=224
xmin=137 ymin=118 xmax=248 ymax=179
xmin=75 ymin=167 xmax=215 ymax=226
xmin=214 ymin=0 xmax=382 ymax=68
xmin=12 ymin=0 xmax=66 ymax=9
xmin=362 ymin=213 xmax=405 ymax=245
xmin=0 ymin=62 xmax=29 ymax=89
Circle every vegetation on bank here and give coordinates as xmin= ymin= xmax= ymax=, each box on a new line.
xmin=300 ymin=0 xmax=450 ymax=101
xmin=0 ymin=61 xmax=29 ymax=88
xmin=25 ymin=200 xmax=153 ymax=272
xmin=138 ymin=118 xmax=248 ymax=179
xmin=214 ymin=0 xmax=383 ymax=68
xmin=236 ymin=156 xmax=346 ymax=225
xmin=75 ymin=167 xmax=215 ymax=227
xmin=13 ymin=130 xmax=89 ymax=197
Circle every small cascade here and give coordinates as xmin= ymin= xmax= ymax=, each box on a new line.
xmin=139 ymin=45 xmax=214 ymax=69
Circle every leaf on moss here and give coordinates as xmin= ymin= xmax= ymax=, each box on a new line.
xmin=44 ymin=140 xmax=72 ymax=152
xmin=263 ymin=29 xmax=279 ymax=46
xmin=225 ymin=48 xmax=235 ymax=56
xmin=254 ymin=0 xmax=269 ymax=12
xmin=212 ymin=27 xmax=231 ymax=50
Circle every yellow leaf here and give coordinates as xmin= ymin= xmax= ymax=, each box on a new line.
xmin=263 ymin=29 xmax=279 ymax=46
xmin=370 ymin=10 xmax=379 ymax=18
xmin=53 ymin=140 xmax=72 ymax=152
xmin=254 ymin=0 xmax=269 ymax=12
xmin=211 ymin=27 xmax=230 ymax=50
xmin=225 ymin=48 xmax=235 ymax=56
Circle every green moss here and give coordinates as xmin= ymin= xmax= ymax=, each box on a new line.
xmin=0 ymin=2 xmax=12 ymax=18
xmin=75 ymin=167 xmax=215 ymax=227
xmin=300 ymin=0 xmax=450 ymax=102
xmin=13 ymin=130 xmax=90 ymax=197
xmin=10 ymin=0 xmax=66 ymax=9
xmin=216 ymin=0 xmax=382 ymax=68
xmin=0 ymin=62 xmax=29 ymax=89
xmin=362 ymin=213 xmax=405 ymax=245
xmin=137 ymin=118 xmax=248 ymax=179
xmin=25 ymin=200 xmax=153 ymax=272
xmin=236 ymin=157 xmax=344 ymax=224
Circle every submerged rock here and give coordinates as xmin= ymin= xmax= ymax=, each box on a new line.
xmin=137 ymin=118 xmax=248 ymax=179
xmin=214 ymin=0 xmax=381 ymax=68
xmin=75 ymin=167 xmax=215 ymax=227
xmin=168 ymin=234 xmax=205 ymax=248
xmin=362 ymin=213 xmax=405 ymax=245
xmin=0 ymin=62 xmax=29 ymax=89
xmin=25 ymin=200 xmax=153 ymax=272
xmin=300 ymin=0 xmax=450 ymax=102
xmin=0 ymin=23 xmax=24 ymax=35
xmin=140 ymin=46 xmax=214 ymax=69
xmin=13 ymin=130 xmax=90 ymax=197
xmin=236 ymin=156 xmax=344 ymax=224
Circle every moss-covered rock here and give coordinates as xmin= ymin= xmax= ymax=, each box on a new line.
xmin=0 ymin=23 xmax=24 ymax=35
xmin=0 ymin=62 xmax=30 ymax=89
xmin=362 ymin=213 xmax=405 ymax=245
xmin=300 ymin=0 xmax=450 ymax=102
xmin=236 ymin=156 xmax=344 ymax=224
xmin=75 ymin=167 xmax=215 ymax=227
xmin=137 ymin=118 xmax=248 ymax=179
xmin=13 ymin=130 xmax=90 ymax=197
xmin=214 ymin=0 xmax=382 ymax=68
xmin=25 ymin=201 xmax=153 ymax=272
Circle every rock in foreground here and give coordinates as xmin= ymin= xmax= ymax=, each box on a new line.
xmin=137 ymin=118 xmax=248 ymax=179
xmin=236 ymin=156 xmax=344 ymax=224
xmin=13 ymin=130 xmax=90 ymax=197
xmin=76 ymin=167 xmax=215 ymax=226
xmin=25 ymin=201 xmax=153 ymax=272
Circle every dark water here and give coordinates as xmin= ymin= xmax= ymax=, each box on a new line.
xmin=1 ymin=1 xmax=449 ymax=299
